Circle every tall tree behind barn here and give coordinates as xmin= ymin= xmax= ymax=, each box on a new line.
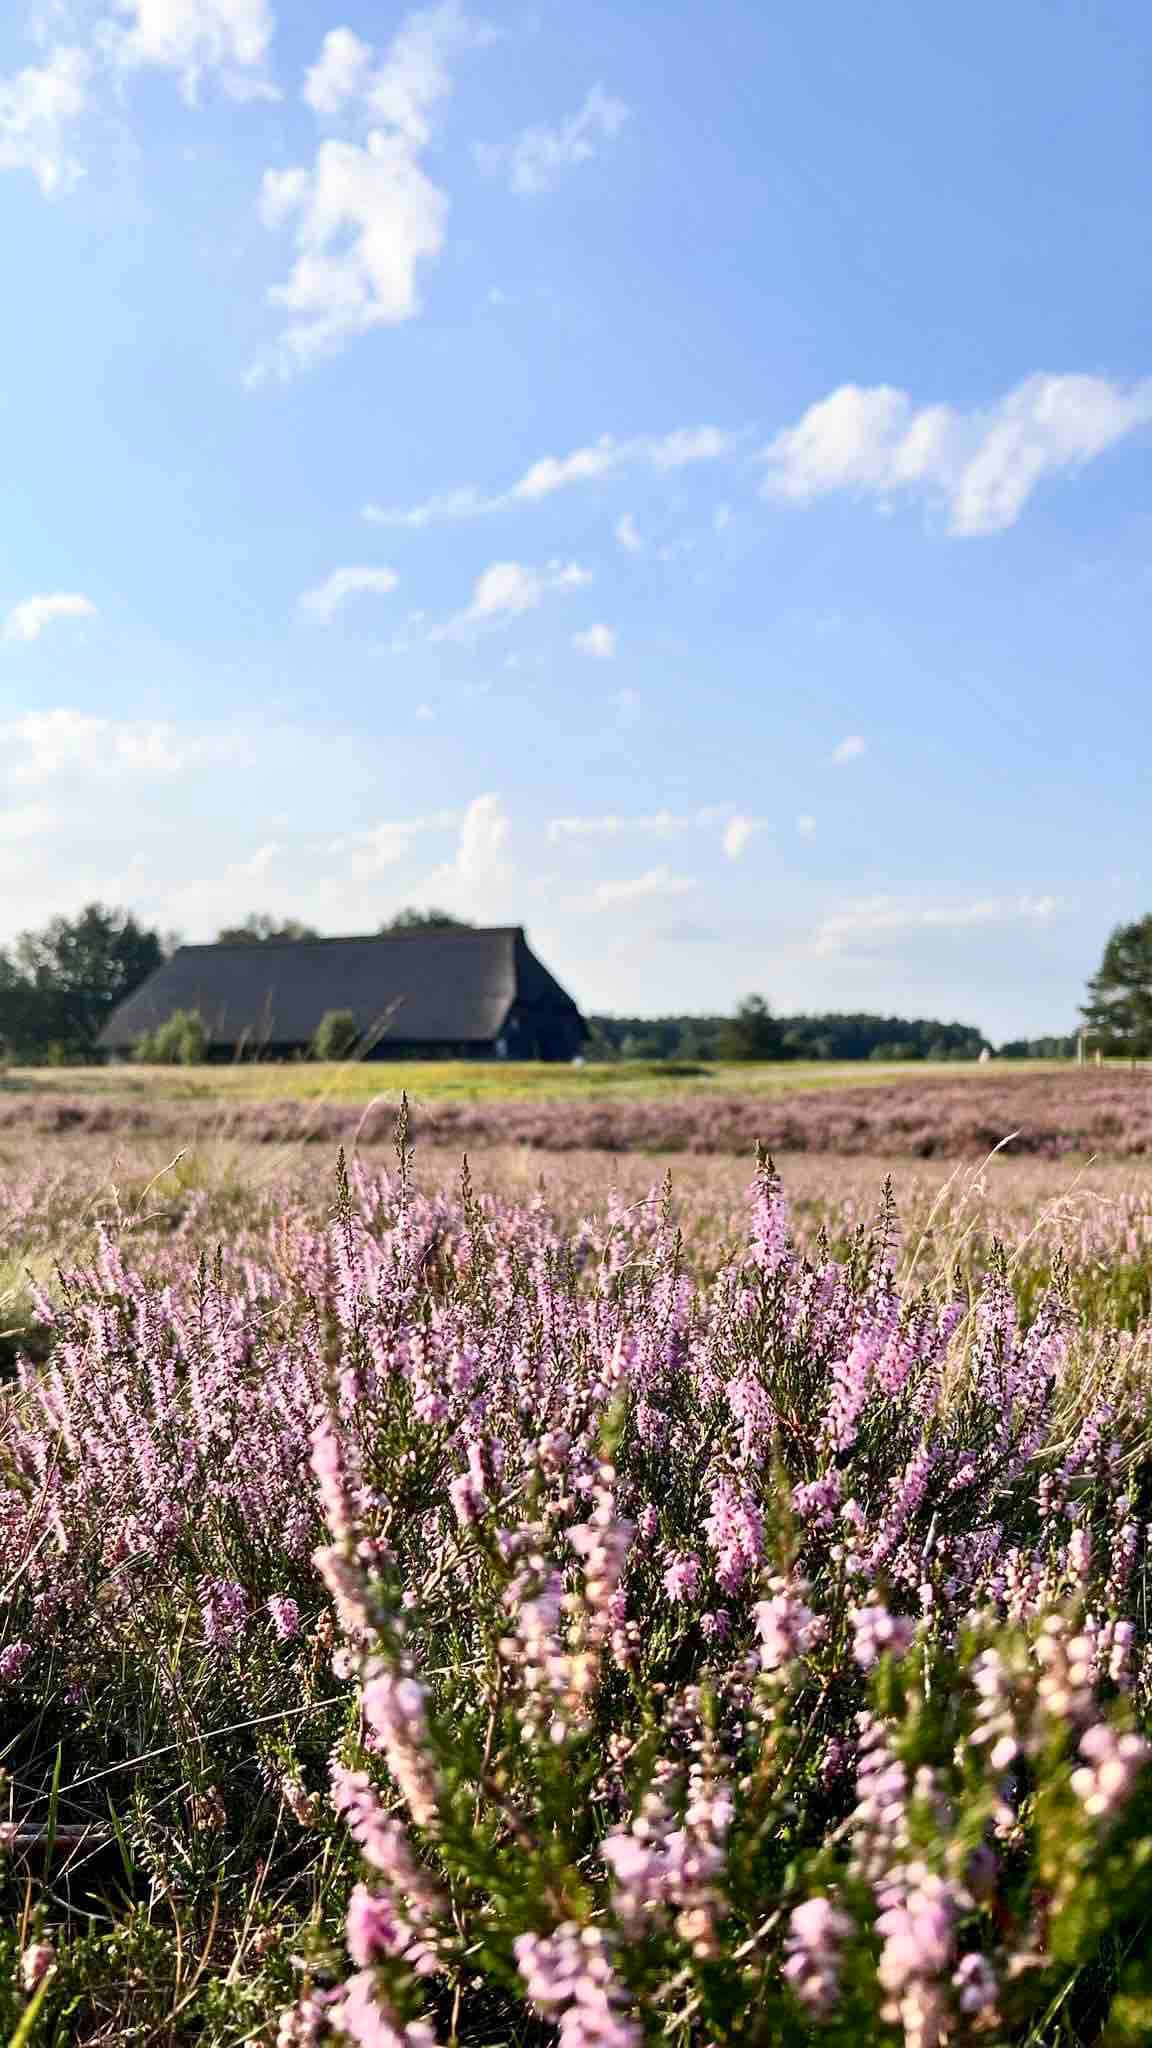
xmin=97 ymin=926 xmax=586 ymax=1062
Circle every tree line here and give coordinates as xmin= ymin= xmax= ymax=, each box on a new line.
xmin=6 ymin=899 xmax=1146 ymax=1065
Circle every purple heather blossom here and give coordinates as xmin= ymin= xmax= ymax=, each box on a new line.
xmin=783 ymin=1896 xmax=852 ymax=2015
xmin=662 ymin=1551 xmax=701 ymax=1601
xmin=0 ymin=1641 xmax=32 ymax=1685
xmin=851 ymin=1601 xmax=916 ymax=1671
xmin=267 ymin=1595 xmax=300 ymax=1639
xmin=199 ymin=1577 xmax=249 ymax=1647
xmin=1071 ymin=1721 xmax=1149 ymax=1821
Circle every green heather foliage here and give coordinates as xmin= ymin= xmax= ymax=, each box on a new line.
xmin=0 ymin=1140 xmax=1150 ymax=2039
xmin=313 ymin=1009 xmax=360 ymax=1061
xmin=132 ymin=1005 xmax=207 ymax=1064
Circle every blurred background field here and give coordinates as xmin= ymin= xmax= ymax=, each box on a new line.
xmin=1 ymin=1054 xmax=1062 ymax=1102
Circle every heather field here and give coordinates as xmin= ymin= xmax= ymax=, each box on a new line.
xmin=3 ymin=1064 xmax=1152 ymax=1161
xmin=0 ymin=1128 xmax=1150 ymax=2044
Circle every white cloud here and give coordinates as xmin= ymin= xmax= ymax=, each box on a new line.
xmin=363 ymin=425 xmax=737 ymax=526
xmin=797 ymin=813 xmax=816 ymax=836
xmin=3 ymin=591 xmax=97 ymax=641
xmin=832 ymin=734 xmax=866 ymax=764
xmin=0 ymin=46 xmax=90 ymax=194
xmin=259 ymin=4 xmax=489 ymax=372
xmin=713 ymin=502 xmax=732 ymax=532
xmin=572 ymin=622 xmax=616 ymax=659
xmin=722 ymin=813 xmax=766 ymax=860
xmin=327 ymin=810 xmax=458 ymax=867
xmin=453 ymin=791 xmax=508 ymax=883
xmin=302 ymin=6 xmax=487 ymax=138
xmin=615 ymin=512 xmax=642 ymax=552
xmin=812 ymin=892 xmax=1061 ymax=956
xmin=0 ymin=708 xmax=193 ymax=784
xmin=0 ymin=803 xmax=54 ymax=841
xmin=549 ymin=810 xmax=687 ymax=843
xmin=476 ymin=83 xmax=628 ymax=195
xmin=297 ymin=564 xmax=398 ymax=623
xmin=104 ymin=0 xmax=275 ymax=101
xmin=302 ymin=25 xmax=372 ymax=115
xmin=762 ymin=373 xmax=1152 ymax=536
xmin=591 ymin=865 xmax=697 ymax=907
xmin=259 ymin=135 xmax=445 ymax=371
xmin=428 ymin=558 xmax=591 ymax=640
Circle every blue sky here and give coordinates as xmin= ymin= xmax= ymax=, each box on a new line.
xmin=0 ymin=0 xmax=1148 ymax=1037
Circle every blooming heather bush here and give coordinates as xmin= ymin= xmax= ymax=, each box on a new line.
xmin=0 ymin=1142 xmax=1151 ymax=2040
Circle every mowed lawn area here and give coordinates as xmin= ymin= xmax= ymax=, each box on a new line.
xmin=3 ymin=1054 xmax=1076 ymax=1105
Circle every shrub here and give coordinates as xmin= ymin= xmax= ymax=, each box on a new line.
xmin=132 ymin=1006 xmax=207 ymax=1063
xmin=312 ymin=1008 xmax=360 ymax=1061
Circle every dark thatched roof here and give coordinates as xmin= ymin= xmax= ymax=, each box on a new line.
xmin=97 ymin=926 xmax=584 ymax=1053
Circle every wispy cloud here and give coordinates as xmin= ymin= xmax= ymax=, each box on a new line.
xmin=762 ymin=373 xmax=1152 ymax=536
xmin=797 ymin=813 xmax=816 ymax=837
xmin=831 ymin=734 xmax=866 ymax=764
xmin=475 ymin=84 xmax=629 ymax=194
xmin=591 ymin=865 xmax=697 ymax=907
xmin=572 ymin=622 xmax=616 ymax=659
xmin=615 ymin=512 xmax=642 ymax=552
xmin=812 ymin=891 xmax=1061 ymax=955
xmin=427 ymin=559 xmax=591 ymax=640
xmin=0 ymin=708 xmax=194 ymax=784
xmin=256 ymin=3 xmax=491 ymax=374
xmin=0 ymin=45 xmax=90 ymax=193
xmin=326 ymin=810 xmax=459 ymax=866
xmin=363 ymin=425 xmax=739 ymax=527
xmin=549 ymin=807 xmax=727 ymax=844
xmin=4 ymin=592 xmax=97 ymax=641
xmin=297 ymin=565 xmax=398 ymax=623
xmin=102 ymin=0 xmax=276 ymax=103
xmin=722 ymin=814 xmax=767 ymax=859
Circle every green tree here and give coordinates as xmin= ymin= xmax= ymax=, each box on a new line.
xmin=381 ymin=908 xmax=474 ymax=932
xmin=719 ymin=994 xmax=786 ymax=1061
xmin=216 ymin=915 xmax=319 ymax=944
xmin=134 ymin=1008 xmax=207 ymax=1065
xmin=0 ymin=903 xmax=167 ymax=1059
xmin=311 ymin=1009 xmax=359 ymax=1061
xmin=1083 ymin=917 xmax=1152 ymax=1057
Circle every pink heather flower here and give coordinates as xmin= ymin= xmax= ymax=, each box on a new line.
xmin=449 ymin=1471 xmax=484 ymax=1527
xmin=783 ymin=1896 xmax=852 ymax=2015
xmin=515 ymin=1925 xmax=641 ymax=2048
xmin=330 ymin=1767 xmax=445 ymax=1923
xmin=0 ymin=1642 xmax=32 ymax=1685
xmin=754 ymin=1579 xmax=821 ymax=1677
xmin=199 ymin=1578 xmax=249 ymax=1647
xmin=953 ymin=1951 xmax=998 ymax=2016
xmin=662 ymin=1552 xmax=701 ymax=1602
xmin=314 ymin=1544 xmax=375 ymax=1639
xmin=851 ymin=1601 xmax=915 ymax=1671
xmin=345 ymin=1882 xmax=408 ymax=1966
xmin=267 ymin=1595 xmax=300 ymax=1640
xmin=568 ymin=1482 xmax=635 ymax=1650
xmin=699 ymin=1609 xmax=731 ymax=1642
xmin=20 ymin=1940 xmax=54 ymax=1992
xmin=1071 ymin=1722 xmax=1149 ymax=1821
xmin=703 ymin=1478 xmax=763 ymax=1595
xmin=361 ymin=1673 xmax=442 ymax=1831
xmin=311 ymin=1412 xmax=358 ymax=1547
xmin=329 ymin=1969 xmax=438 ymax=2047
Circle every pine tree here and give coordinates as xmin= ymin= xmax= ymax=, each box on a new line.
xmin=1082 ymin=916 xmax=1152 ymax=1057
